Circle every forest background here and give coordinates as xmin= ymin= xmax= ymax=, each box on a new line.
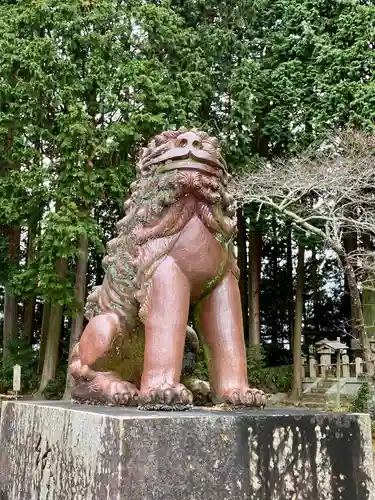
xmin=0 ymin=0 xmax=374 ymax=400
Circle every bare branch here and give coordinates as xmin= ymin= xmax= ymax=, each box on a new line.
xmin=231 ymin=128 xmax=375 ymax=361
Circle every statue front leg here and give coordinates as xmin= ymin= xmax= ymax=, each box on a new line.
xmin=139 ymin=256 xmax=193 ymax=407
xmin=196 ymin=271 xmax=266 ymax=407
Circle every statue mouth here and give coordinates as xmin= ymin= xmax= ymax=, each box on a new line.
xmin=156 ymin=158 xmax=225 ymax=178
xmin=142 ymin=146 xmax=228 ymax=178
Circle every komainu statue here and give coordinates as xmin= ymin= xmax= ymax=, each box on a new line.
xmin=69 ymin=128 xmax=266 ymax=408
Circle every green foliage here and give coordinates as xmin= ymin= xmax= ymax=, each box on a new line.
xmin=0 ymin=339 xmax=39 ymax=393
xmin=247 ymin=346 xmax=293 ymax=393
xmin=351 ymin=379 xmax=372 ymax=414
xmin=194 ymin=357 xmax=209 ymax=382
xmin=0 ymin=234 xmax=9 ymax=284
xmin=262 ymin=365 xmax=293 ymax=393
xmin=246 ymin=345 xmax=265 ymax=379
xmin=350 ymin=379 xmax=375 ymax=438
xmin=41 ymin=370 xmax=66 ymax=400
xmin=0 ymin=0 xmax=219 ymax=309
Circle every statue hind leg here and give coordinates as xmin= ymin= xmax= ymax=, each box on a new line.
xmin=195 ymin=271 xmax=267 ymax=407
xmin=69 ymin=312 xmax=139 ymax=405
xmin=180 ymin=325 xmax=211 ymax=404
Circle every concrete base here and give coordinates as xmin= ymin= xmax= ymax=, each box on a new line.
xmin=0 ymin=401 xmax=374 ymax=500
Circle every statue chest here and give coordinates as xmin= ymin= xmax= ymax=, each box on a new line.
xmin=169 ymin=214 xmax=228 ymax=300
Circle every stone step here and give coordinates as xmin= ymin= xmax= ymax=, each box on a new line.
xmin=310 ymin=388 xmax=328 ymax=394
xmin=299 ymin=401 xmax=328 ymax=409
xmin=302 ymin=393 xmax=327 ymax=401
xmin=300 ymin=397 xmax=353 ymax=410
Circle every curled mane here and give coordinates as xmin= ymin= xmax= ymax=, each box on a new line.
xmin=85 ymin=128 xmax=237 ymax=330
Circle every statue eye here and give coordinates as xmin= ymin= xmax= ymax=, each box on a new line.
xmin=192 ymin=140 xmax=203 ymax=149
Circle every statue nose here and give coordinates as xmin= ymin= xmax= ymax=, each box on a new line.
xmin=176 ymin=132 xmax=203 ymax=149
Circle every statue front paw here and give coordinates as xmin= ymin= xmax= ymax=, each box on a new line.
xmin=139 ymin=383 xmax=193 ymax=409
xmin=216 ymin=387 xmax=267 ymax=408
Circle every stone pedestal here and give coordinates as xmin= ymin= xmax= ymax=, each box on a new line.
xmin=0 ymin=401 xmax=374 ymax=500
xmin=356 ymin=356 xmax=364 ymax=376
xmin=342 ymin=353 xmax=350 ymax=378
xmin=309 ymin=355 xmax=317 ymax=379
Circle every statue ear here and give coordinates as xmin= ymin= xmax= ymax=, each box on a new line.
xmin=155 ymin=135 xmax=164 ymax=147
xmin=210 ymin=137 xmax=219 ymax=149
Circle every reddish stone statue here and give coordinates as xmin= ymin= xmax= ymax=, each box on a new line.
xmin=69 ymin=128 xmax=266 ymax=408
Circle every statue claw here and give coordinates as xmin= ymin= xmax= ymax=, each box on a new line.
xmin=139 ymin=383 xmax=193 ymax=407
xmin=72 ymin=374 xmax=138 ymax=406
xmin=218 ymin=387 xmax=267 ymax=408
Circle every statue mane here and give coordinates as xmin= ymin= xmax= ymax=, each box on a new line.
xmin=85 ymin=128 xmax=236 ymax=328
